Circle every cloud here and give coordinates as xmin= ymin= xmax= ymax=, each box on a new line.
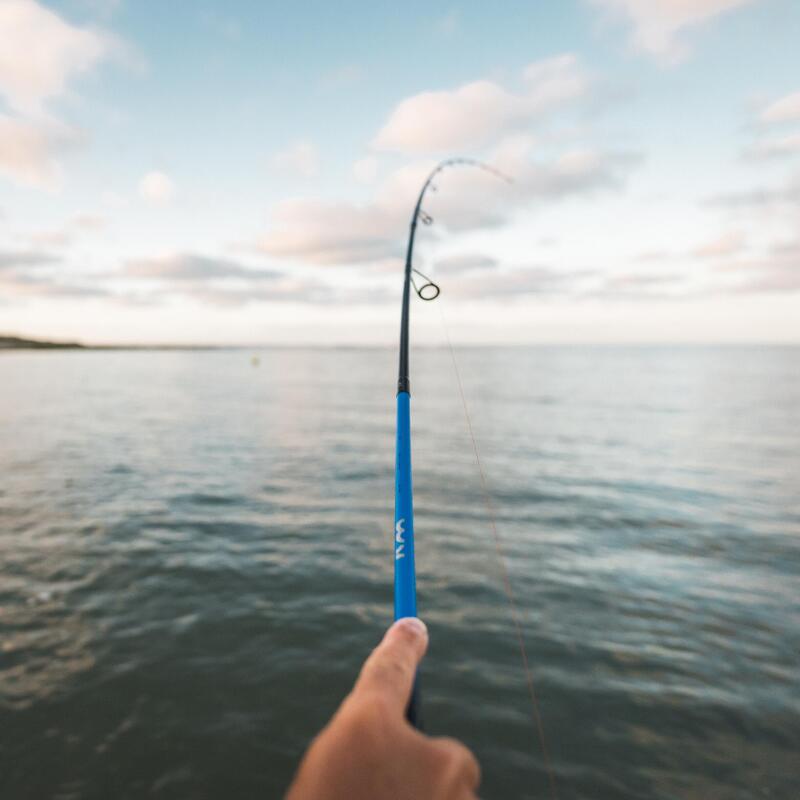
xmin=635 ymin=249 xmax=673 ymax=262
xmin=257 ymin=198 xmax=403 ymax=265
xmin=123 ymin=253 xmax=281 ymax=282
xmin=687 ymin=233 xmax=800 ymax=295
xmin=71 ymin=213 xmax=106 ymax=230
xmin=0 ymin=271 xmax=108 ymax=299
xmin=259 ymin=57 xmax=637 ymax=272
xmin=708 ymin=171 xmax=800 ymax=209
xmin=744 ymin=132 xmax=800 ymax=160
xmin=588 ymin=271 xmax=694 ymax=301
xmin=20 ymin=213 xmax=108 ymax=248
xmin=396 ymin=141 xmax=639 ymax=234
xmin=24 ymin=229 xmax=73 ymax=247
xmin=138 ymin=171 xmax=175 ymax=204
xmin=692 ymin=231 xmax=746 ymax=258
xmin=724 ymin=246 xmax=800 ymax=294
xmin=743 ymin=91 xmax=800 ymax=160
xmin=0 ymin=114 xmax=79 ymax=187
xmin=770 ymin=239 xmax=800 ymax=258
xmin=449 ymin=265 xmax=598 ymax=299
xmin=257 ymin=143 xmax=638 ymax=266
xmin=0 ymin=248 xmax=61 ymax=270
xmin=604 ymin=272 xmax=684 ymax=289
xmin=0 ymin=0 xmax=113 ymax=114
xmin=760 ymin=91 xmax=800 ymax=124
xmin=433 ymin=254 xmax=498 ymax=275
xmin=0 ymin=246 xmax=105 ymax=302
xmin=587 ymin=0 xmax=759 ymax=61
xmin=117 ymin=252 xmax=364 ymax=307
xmin=734 ymin=270 xmax=800 ymax=293
xmin=0 ymin=1 xmax=122 ymax=188
xmin=372 ymin=54 xmax=589 ymax=155
xmin=1 ymin=248 xmax=335 ymax=308
xmin=353 ymin=155 xmax=379 ymax=184
xmin=164 ymin=281 xmax=343 ymax=308
xmin=271 ymin=140 xmax=320 ymax=178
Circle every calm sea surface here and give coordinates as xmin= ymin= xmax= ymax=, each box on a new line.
xmin=1 ymin=346 xmax=798 ymax=800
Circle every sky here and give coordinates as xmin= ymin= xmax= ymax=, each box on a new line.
xmin=0 ymin=0 xmax=798 ymax=345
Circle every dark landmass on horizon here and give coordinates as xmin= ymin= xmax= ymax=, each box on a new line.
xmin=1 ymin=335 xmax=85 ymax=350
xmin=0 ymin=335 xmax=228 ymax=351
xmin=2 ymin=335 xmax=797 ymax=351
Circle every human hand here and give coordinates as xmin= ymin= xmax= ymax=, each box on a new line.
xmin=285 ymin=617 xmax=480 ymax=799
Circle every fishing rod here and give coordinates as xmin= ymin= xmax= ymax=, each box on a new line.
xmin=393 ymin=158 xmax=510 ymax=728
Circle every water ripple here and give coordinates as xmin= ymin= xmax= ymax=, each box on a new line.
xmin=1 ymin=347 xmax=798 ymax=799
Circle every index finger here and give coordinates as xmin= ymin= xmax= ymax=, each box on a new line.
xmin=352 ymin=617 xmax=428 ymax=715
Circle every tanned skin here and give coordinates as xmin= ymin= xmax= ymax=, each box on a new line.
xmin=286 ymin=618 xmax=480 ymax=800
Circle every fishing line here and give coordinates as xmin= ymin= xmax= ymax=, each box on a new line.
xmin=437 ymin=302 xmax=560 ymax=800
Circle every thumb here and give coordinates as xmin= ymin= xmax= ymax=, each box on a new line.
xmin=352 ymin=617 xmax=428 ymax=715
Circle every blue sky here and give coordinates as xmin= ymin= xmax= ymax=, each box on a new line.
xmin=1 ymin=0 xmax=798 ymax=343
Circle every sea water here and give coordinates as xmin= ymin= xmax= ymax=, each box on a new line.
xmin=1 ymin=346 xmax=798 ymax=799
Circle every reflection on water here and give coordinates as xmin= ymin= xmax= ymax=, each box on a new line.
xmin=1 ymin=347 xmax=798 ymax=799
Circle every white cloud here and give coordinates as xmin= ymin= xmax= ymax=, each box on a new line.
xmin=604 ymin=272 xmax=683 ymax=290
xmin=372 ymin=54 xmax=589 ymax=155
xmin=258 ymin=198 xmax=402 ymax=265
xmin=714 ymin=241 xmax=800 ymax=294
xmin=0 ymin=248 xmax=61 ymax=270
xmin=257 ymin=141 xmax=638 ymax=266
xmin=0 ymin=1 xmax=120 ymax=189
xmin=759 ymin=91 xmax=800 ymax=124
xmin=353 ymin=155 xmax=379 ymax=184
xmin=448 ymin=265 xmax=599 ymax=299
xmin=71 ymin=213 xmax=106 ymax=230
xmin=692 ymin=230 xmax=746 ymax=258
xmin=24 ymin=229 xmax=73 ymax=247
xmin=587 ymin=0 xmax=759 ymax=60
xmin=20 ymin=213 xmax=107 ymax=248
xmin=138 ymin=171 xmax=175 ymax=204
xmin=0 ymin=114 xmax=78 ymax=187
xmin=434 ymin=254 xmax=498 ymax=275
xmin=124 ymin=253 xmax=280 ymax=282
xmin=0 ymin=271 xmax=108 ymax=300
xmin=271 ymin=139 xmax=319 ymax=178
xmin=0 ymin=246 xmax=108 ymax=302
xmin=709 ymin=171 xmax=800 ymax=209
xmin=0 ymin=0 xmax=113 ymax=115
xmin=116 ymin=252 xmax=347 ymax=307
xmin=745 ymin=132 xmax=800 ymax=160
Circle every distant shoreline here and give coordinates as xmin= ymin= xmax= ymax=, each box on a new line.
xmin=2 ymin=335 xmax=798 ymax=351
xmin=0 ymin=335 xmax=229 ymax=351
xmin=0 ymin=335 xmax=85 ymax=350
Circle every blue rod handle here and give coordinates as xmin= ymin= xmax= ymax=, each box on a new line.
xmin=394 ymin=391 xmax=416 ymax=618
xmin=394 ymin=391 xmax=421 ymax=727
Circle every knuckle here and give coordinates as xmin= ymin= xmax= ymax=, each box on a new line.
xmin=349 ymin=684 xmax=403 ymax=726
xmin=364 ymin=655 xmax=411 ymax=689
xmin=359 ymin=690 xmax=396 ymax=722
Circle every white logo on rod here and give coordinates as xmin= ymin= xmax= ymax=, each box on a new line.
xmin=395 ymin=518 xmax=405 ymax=560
